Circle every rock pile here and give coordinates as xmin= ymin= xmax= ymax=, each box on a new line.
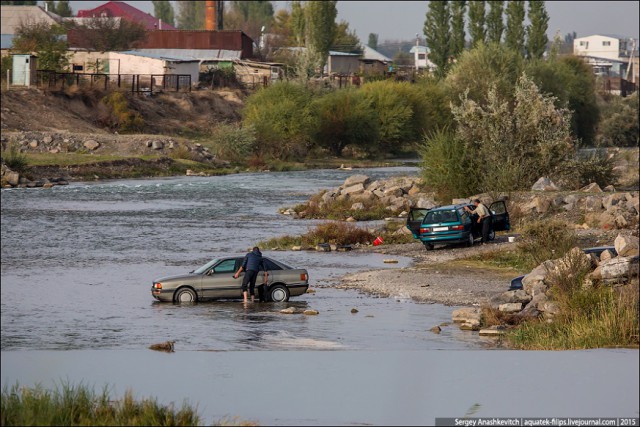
xmin=288 ymin=174 xmax=438 ymax=219
xmin=1 ymin=163 xmax=69 ymax=189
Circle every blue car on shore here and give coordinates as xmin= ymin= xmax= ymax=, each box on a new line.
xmin=407 ymin=201 xmax=510 ymax=250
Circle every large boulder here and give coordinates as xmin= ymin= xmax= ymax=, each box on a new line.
xmin=384 ymin=186 xmax=404 ymax=198
xmin=5 ymin=171 xmax=19 ymax=186
xmin=152 ymin=140 xmax=164 ymax=150
xmin=600 ymin=256 xmax=640 ymax=282
xmin=343 ymin=183 xmax=366 ymax=195
xmin=584 ymin=196 xmax=603 ymax=212
xmin=416 ymin=197 xmax=436 ymax=209
xmin=351 ymin=202 xmax=365 ymax=211
xmin=614 ymin=234 xmax=639 ymax=257
xmin=344 ymin=175 xmax=370 ymax=187
xmin=83 ymin=140 xmax=100 ymax=150
xmin=581 ymin=182 xmax=603 ymax=193
xmin=490 ymin=289 xmax=532 ymax=307
xmin=499 ymin=303 xmax=523 ymax=313
xmin=452 ymin=307 xmax=482 ymax=324
xmin=519 ymin=293 xmax=548 ymax=318
xmin=531 ymin=177 xmax=560 ymax=191
xmin=602 ymin=193 xmax=627 ymax=211
xmin=522 ymin=260 xmax=554 ymax=295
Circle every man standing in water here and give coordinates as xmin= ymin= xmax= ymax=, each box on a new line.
xmin=233 ymin=247 xmax=267 ymax=303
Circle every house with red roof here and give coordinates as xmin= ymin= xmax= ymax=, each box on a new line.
xmin=76 ymin=1 xmax=176 ymax=31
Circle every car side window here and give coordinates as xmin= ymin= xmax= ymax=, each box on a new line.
xmin=459 ymin=209 xmax=470 ymax=223
xmin=213 ymin=259 xmax=236 ymax=274
xmin=490 ymin=201 xmax=506 ymax=215
xmin=262 ymin=259 xmax=282 ymax=271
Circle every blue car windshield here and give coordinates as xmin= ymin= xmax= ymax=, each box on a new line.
xmin=193 ymin=259 xmax=220 ymax=274
xmin=423 ymin=209 xmax=459 ymax=224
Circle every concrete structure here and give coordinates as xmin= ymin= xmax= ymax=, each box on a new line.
xmin=410 ymin=45 xmax=435 ymax=71
xmin=76 ymin=1 xmax=176 ymax=31
xmin=573 ymin=34 xmax=633 ymax=61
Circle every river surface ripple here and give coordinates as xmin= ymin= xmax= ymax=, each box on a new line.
xmin=2 ymin=167 xmax=485 ymax=351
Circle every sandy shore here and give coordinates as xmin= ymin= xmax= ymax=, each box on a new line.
xmin=338 ymin=238 xmax=520 ymax=306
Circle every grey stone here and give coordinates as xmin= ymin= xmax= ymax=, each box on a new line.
xmin=540 ymin=301 xmax=561 ymax=316
xmin=416 ymin=197 xmax=436 ymax=209
xmin=344 ymin=175 xmax=370 ymax=187
xmin=351 ymin=308 xmax=359 ymax=313
xmin=603 ymin=194 xmax=626 ymax=210
xmin=343 ymin=183 xmax=365 ymax=195
xmin=29 ymin=140 xmax=38 ymax=148
xmin=603 ymin=185 xmax=616 ymax=192
xmin=459 ymin=320 xmax=481 ymax=331
xmin=491 ymin=289 xmax=532 ymax=306
xmin=627 ymin=198 xmax=639 ymax=215
xmin=152 ymin=140 xmax=164 ymax=150
xmin=384 ymin=186 xmax=404 ymax=198
xmin=346 ymin=217 xmax=356 ymax=222
xmin=614 ymin=234 xmax=639 ymax=257
xmin=531 ymin=177 xmax=560 ymax=191
xmin=280 ymin=307 xmax=298 ymax=314
xmin=451 ymin=198 xmax=470 ymax=205
xmin=584 ymin=196 xmax=603 ymax=211
xmin=520 ymin=293 xmax=548 ymax=317
xmin=601 ymin=256 xmax=639 ymax=281
xmin=350 ymin=202 xmax=365 ymax=211
xmin=42 ymin=136 xmax=53 ymax=144
xmin=479 ymin=325 xmax=507 ymax=336
xmin=452 ymin=307 xmax=482 ymax=324
xmin=600 ymin=249 xmax=613 ymax=261
xmin=429 ymin=326 xmax=441 ymax=334
xmin=6 ymin=171 xmax=19 ymax=186
xmin=83 ymin=140 xmax=100 ymax=150
xmin=499 ymin=303 xmax=523 ymax=313
xmin=315 ymin=244 xmax=331 ymax=252
xmin=42 ymin=182 xmax=54 ymax=189
xmin=303 ymin=309 xmax=319 ymax=315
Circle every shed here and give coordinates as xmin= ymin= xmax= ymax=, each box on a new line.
xmin=327 ymin=51 xmax=361 ymax=75
xmin=11 ymin=53 xmax=37 ymax=86
xmin=112 ymin=51 xmax=201 ymax=85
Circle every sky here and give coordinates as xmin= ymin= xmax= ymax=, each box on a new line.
xmin=55 ymin=1 xmax=640 ymax=42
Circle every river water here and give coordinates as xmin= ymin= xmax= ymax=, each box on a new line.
xmin=1 ymin=166 xmax=480 ymax=351
xmin=2 ymin=167 xmax=638 ymax=425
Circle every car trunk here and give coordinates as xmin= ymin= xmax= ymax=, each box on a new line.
xmin=407 ymin=208 xmax=430 ymax=236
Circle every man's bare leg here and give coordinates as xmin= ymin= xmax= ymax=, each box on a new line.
xmin=243 ymin=291 xmax=248 ymax=303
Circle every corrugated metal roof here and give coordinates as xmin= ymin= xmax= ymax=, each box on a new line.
xmin=329 ymin=50 xmax=361 ymax=56
xmin=362 ymin=45 xmax=391 ymax=62
xmin=116 ymin=50 xmax=200 ymax=62
xmin=0 ymin=5 xmax=61 ymax=35
xmin=134 ymin=48 xmax=242 ymax=61
xmin=1 ymin=34 xmax=14 ymax=50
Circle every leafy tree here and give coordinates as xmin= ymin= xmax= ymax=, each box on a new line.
xmin=12 ymin=21 xmax=69 ymax=71
xmin=597 ymin=93 xmax=639 ymax=147
xmin=243 ymin=82 xmax=315 ymax=159
xmin=368 ymin=33 xmax=379 ymax=49
xmin=447 ymin=74 xmax=575 ymax=193
xmin=562 ymin=31 xmax=577 ymax=54
xmin=424 ymin=0 xmax=450 ymax=79
xmin=526 ymin=56 xmax=599 ymax=145
xmin=393 ymin=50 xmax=414 ymax=67
xmin=446 ymin=42 xmax=523 ymax=105
xmin=291 ymin=0 xmax=305 ymax=46
xmin=66 ymin=18 xmax=147 ymax=52
xmin=486 ymin=0 xmax=504 ymax=44
xmin=176 ymin=1 xmax=205 ymax=30
xmin=450 ymin=1 xmax=466 ymax=58
xmin=152 ymin=0 xmax=175 ymax=27
xmin=0 ymin=1 xmax=37 ymax=4
xmin=225 ymin=1 xmax=274 ymax=40
xmin=468 ymin=1 xmax=486 ymax=47
xmin=311 ymin=89 xmax=379 ymax=157
xmin=270 ymin=9 xmax=293 ymax=47
xmin=55 ymin=0 xmax=72 ymax=17
xmin=305 ymin=1 xmax=338 ymax=75
xmin=44 ymin=0 xmax=55 ymax=12
xmin=526 ymin=0 xmax=549 ymax=59
xmin=333 ymin=20 xmax=361 ymax=53
xmin=504 ymin=0 xmax=526 ymax=55
xmin=362 ymin=81 xmax=415 ymax=151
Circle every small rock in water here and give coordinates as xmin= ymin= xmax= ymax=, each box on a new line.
xmin=149 ymin=341 xmax=175 ymax=352
xmin=291 ymin=246 xmax=302 ymax=251
xmin=351 ymin=308 xmax=359 ymax=314
xmin=430 ymin=326 xmax=441 ymax=334
xmin=306 ymin=288 xmax=316 ymax=293
xmin=303 ymin=309 xmax=319 ymax=315
xmin=383 ymin=259 xmax=398 ymax=264
xmin=280 ymin=307 xmax=297 ymax=314
xmin=346 ymin=216 xmax=356 ymax=222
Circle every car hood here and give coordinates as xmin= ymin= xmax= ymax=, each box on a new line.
xmin=154 ymin=273 xmax=200 ymax=283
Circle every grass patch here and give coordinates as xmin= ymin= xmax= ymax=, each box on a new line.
xmin=23 ymin=153 xmax=160 ymax=167
xmin=260 ymin=222 xmax=375 ymax=250
xmin=507 ymin=283 xmax=639 ymax=349
xmin=1 ymin=144 xmax=28 ymax=172
xmin=294 ymin=193 xmax=400 ymax=221
xmin=517 ymin=219 xmax=577 ymax=269
xmin=461 ymin=248 xmax=531 ymax=274
xmin=1 ymin=382 xmax=201 ymax=426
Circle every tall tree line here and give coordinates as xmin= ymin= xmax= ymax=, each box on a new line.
xmin=152 ymin=0 xmax=175 ymax=27
xmin=424 ymin=0 xmax=550 ymax=77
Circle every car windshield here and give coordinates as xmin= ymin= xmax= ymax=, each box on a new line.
xmin=193 ymin=259 xmax=220 ymax=274
xmin=423 ymin=209 xmax=459 ymax=224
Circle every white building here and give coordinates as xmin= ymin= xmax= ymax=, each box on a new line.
xmin=573 ymin=34 xmax=632 ymax=61
xmin=409 ymin=45 xmax=435 ymax=71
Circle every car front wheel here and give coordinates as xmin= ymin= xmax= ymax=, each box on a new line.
xmin=269 ymin=285 xmax=290 ymax=303
xmin=466 ymin=232 xmax=474 ymax=247
xmin=174 ymin=287 xmax=197 ymax=303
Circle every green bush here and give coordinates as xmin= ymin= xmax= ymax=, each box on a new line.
xmin=597 ymin=92 xmax=639 ymax=147
xmin=561 ymin=152 xmax=617 ymax=188
xmin=1 ymin=143 xmax=28 ymax=172
xmin=517 ymin=219 xmax=577 ymax=268
xmin=101 ymin=91 xmax=144 ymax=132
xmin=311 ymin=88 xmax=379 ymax=157
xmin=260 ymin=222 xmax=375 ymax=249
xmin=419 ymin=129 xmax=472 ymax=203
xmin=1 ymin=383 xmax=201 ymax=426
xmin=208 ymin=122 xmax=257 ymax=162
xmin=242 ymin=81 xmax=314 ymax=159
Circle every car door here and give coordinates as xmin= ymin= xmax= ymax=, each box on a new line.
xmin=200 ymin=258 xmax=242 ymax=300
xmin=489 ymin=201 xmax=510 ymax=231
xmin=406 ymin=208 xmax=430 ymax=237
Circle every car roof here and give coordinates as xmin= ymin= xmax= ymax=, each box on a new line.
xmin=430 ymin=204 xmax=469 ymax=211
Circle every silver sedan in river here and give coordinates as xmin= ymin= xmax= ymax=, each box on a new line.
xmin=151 ymin=256 xmax=309 ymax=303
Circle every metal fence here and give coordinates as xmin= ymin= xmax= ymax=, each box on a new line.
xmin=35 ymin=71 xmax=192 ymax=93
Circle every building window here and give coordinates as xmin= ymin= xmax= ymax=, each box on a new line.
xmin=603 ymin=41 xmax=611 ymax=46
xmin=418 ymin=53 xmax=426 ymax=60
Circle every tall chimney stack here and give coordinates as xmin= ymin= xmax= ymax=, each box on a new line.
xmin=205 ymin=1 xmax=217 ymax=31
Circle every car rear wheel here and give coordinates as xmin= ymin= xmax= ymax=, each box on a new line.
xmin=174 ymin=287 xmax=197 ymax=303
xmin=488 ymin=229 xmax=496 ymax=241
xmin=423 ymin=243 xmax=434 ymax=251
xmin=466 ymin=232 xmax=474 ymax=247
xmin=269 ymin=285 xmax=290 ymax=303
